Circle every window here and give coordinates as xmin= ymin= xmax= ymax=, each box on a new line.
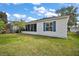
xmin=43 ymin=21 xmax=56 ymax=32
xmin=25 ymin=24 xmax=37 ymax=32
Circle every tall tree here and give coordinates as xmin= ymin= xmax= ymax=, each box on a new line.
xmin=0 ymin=11 xmax=8 ymax=33
xmin=0 ymin=12 xmax=7 ymax=23
xmin=56 ymin=6 xmax=78 ymax=31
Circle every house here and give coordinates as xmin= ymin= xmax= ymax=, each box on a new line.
xmin=22 ymin=16 xmax=69 ymax=38
xmin=8 ymin=23 xmax=20 ymax=33
xmin=70 ymin=22 xmax=79 ymax=32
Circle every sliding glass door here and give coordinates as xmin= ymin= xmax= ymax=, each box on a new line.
xmin=25 ymin=24 xmax=37 ymax=32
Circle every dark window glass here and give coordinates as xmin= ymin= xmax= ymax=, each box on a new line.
xmin=34 ymin=24 xmax=37 ymax=32
xmin=43 ymin=21 xmax=56 ymax=32
xmin=43 ymin=23 xmax=45 ymax=31
xmin=25 ymin=24 xmax=37 ymax=32
xmin=53 ymin=21 xmax=56 ymax=32
xmin=28 ymin=25 xmax=30 ymax=31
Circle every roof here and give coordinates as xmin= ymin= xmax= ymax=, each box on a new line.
xmin=27 ymin=15 xmax=69 ymax=24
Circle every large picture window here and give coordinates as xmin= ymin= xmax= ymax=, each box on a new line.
xmin=26 ymin=24 xmax=37 ymax=32
xmin=43 ymin=21 xmax=56 ymax=32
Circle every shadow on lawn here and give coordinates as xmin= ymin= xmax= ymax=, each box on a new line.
xmin=19 ymin=33 xmax=65 ymax=40
xmin=69 ymin=32 xmax=79 ymax=39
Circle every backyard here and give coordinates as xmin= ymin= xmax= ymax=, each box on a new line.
xmin=0 ymin=32 xmax=79 ymax=56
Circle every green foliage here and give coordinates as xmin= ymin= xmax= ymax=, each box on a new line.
xmin=0 ymin=20 xmax=5 ymax=30
xmin=56 ymin=6 xmax=78 ymax=27
xmin=11 ymin=19 xmax=27 ymax=32
xmin=0 ymin=12 xmax=7 ymax=23
xmin=12 ymin=20 xmax=26 ymax=29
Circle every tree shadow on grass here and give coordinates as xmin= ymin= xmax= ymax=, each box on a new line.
xmin=19 ymin=33 xmax=65 ymax=40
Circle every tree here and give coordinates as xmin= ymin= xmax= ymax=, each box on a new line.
xmin=0 ymin=12 xmax=7 ymax=23
xmin=0 ymin=20 xmax=6 ymax=33
xmin=0 ymin=11 xmax=8 ymax=33
xmin=56 ymin=6 xmax=78 ymax=31
xmin=12 ymin=19 xmax=26 ymax=33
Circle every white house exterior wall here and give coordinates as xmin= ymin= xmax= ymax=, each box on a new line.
xmin=22 ymin=17 xmax=69 ymax=38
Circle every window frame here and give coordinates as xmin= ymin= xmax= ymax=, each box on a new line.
xmin=43 ymin=21 xmax=56 ymax=32
xmin=25 ymin=24 xmax=37 ymax=32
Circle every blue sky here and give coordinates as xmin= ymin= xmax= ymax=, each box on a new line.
xmin=0 ymin=3 xmax=79 ymax=22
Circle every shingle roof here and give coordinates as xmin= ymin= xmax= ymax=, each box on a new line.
xmin=27 ymin=15 xmax=69 ymax=24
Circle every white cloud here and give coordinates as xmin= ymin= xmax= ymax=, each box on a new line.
xmin=34 ymin=6 xmax=47 ymax=14
xmin=33 ymin=6 xmax=58 ymax=17
xmin=6 ymin=12 xmax=11 ymax=17
xmin=38 ymin=13 xmax=42 ymax=16
xmin=45 ymin=12 xmax=58 ymax=17
xmin=49 ymin=9 xmax=56 ymax=12
xmin=13 ymin=14 xmax=26 ymax=18
xmin=27 ymin=17 xmax=37 ymax=21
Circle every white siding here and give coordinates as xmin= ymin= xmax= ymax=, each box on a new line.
xmin=22 ymin=17 xmax=69 ymax=38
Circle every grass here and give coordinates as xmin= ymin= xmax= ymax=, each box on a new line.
xmin=0 ymin=32 xmax=79 ymax=56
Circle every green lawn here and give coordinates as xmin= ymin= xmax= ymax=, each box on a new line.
xmin=0 ymin=32 xmax=79 ymax=56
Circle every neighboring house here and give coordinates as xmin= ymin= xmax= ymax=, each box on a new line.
xmin=70 ymin=22 xmax=79 ymax=32
xmin=22 ymin=16 xmax=69 ymax=38
xmin=11 ymin=25 xmax=19 ymax=33
xmin=8 ymin=23 xmax=20 ymax=33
